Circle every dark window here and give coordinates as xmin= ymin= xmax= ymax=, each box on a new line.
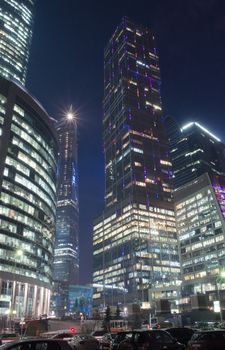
xmin=151 ymin=331 xmax=173 ymax=344
xmin=35 ymin=342 xmax=60 ymax=350
xmin=54 ymin=333 xmax=72 ymax=339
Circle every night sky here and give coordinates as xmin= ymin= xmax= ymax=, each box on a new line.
xmin=27 ymin=0 xmax=225 ymax=284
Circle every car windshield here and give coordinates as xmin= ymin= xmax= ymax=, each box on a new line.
xmin=73 ymin=336 xmax=82 ymax=341
xmin=115 ymin=333 xmax=133 ymax=342
xmin=93 ymin=331 xmax=105 ymax=336
xmin=54 ymin=333 xmax=73 ymax=339
xmin=168 ymin=328 xmax=193 ymax=334
xmin=0 ymin=334 xmax=17 ymax=339
xmin=79 ymin=335 xmax=93 ymax=340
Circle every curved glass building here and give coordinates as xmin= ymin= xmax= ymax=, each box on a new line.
xmin=0 ymin=0 xmax=35 ymax=85
xmin=0 ymin=76 xmax=58 ymax=318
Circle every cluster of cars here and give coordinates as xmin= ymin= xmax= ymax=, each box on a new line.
xmin=95 ymin=328 xmax=225 ymax=350
xmin=0 ymin=331 xmax=99 ymax=350
xmin=1 ymin=326 xmax=225 ymax=350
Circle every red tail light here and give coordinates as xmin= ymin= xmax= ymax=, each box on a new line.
xmin=70 ymin=327 xmax=76 ymax=334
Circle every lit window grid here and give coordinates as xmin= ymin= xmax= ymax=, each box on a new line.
xmin=103 ymin=19 xmax=173 ymax=209
xmin=13 ymin=109 xmax=57 ymax=165
xmin=11 ymin=119 xmax=57 ymax=173
xmin=93 ymin=206 xmax=176 ymax=246
xmin=10 ymin=138 xmax=56 ymax=203
xmin=2 ymin=179 xmax=54 ymax=219
xmin=0 ymin=0 xmax=35 ymax=84
xmin=175 ymin=185 xmax=225 ymax=285
xmin=93 ymin=204 xmax=180 ymax=292
xmin=0 ymin=96 xmax=57 ymax=288
xmin=0 ymin=201 xmax=54 ymax=283
xmin=4 ymin=135 xmax=56 ymax=226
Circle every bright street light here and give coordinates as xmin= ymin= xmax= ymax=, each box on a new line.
xmin=67 ymin=112 xmax=74 ymax=120
xmin=123 ymin=307 xmax=128 ymax=317
xmin=16 ymin=249 xmax=23 ymax=257
xmin=65 ymin=105 xmax=77 ymax=122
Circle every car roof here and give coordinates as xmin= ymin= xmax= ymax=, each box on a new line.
xmin=196 ymin=329 xmax=225 ymax=332
xmin=92 ymin=331 xmax=105 ymax=334
xmin=0 ymin=339 xmax=71 ymax=350
xmin=17 ymin=339 xmax=69 ymax=343
xmin=166 ymin=327 xmax=193 ymax=330
xmin=166 ymin=327 xmax=194 ymax=331
xmin=43 ymin=330 xmax=72 ymax=334
xmin=73 ymin=334 xmax=94 ymax=337
xmin=116 ymin=331 xmax=167 ymax=335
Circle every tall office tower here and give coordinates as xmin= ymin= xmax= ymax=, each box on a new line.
xmin=0 ymin=0 xmax=35 ymax=85
xmin=53 ymin=114 xmax=79 ymax=315
xmin=175 ymin=173 xmax=225 ymax=306
xmin=165 ymin=117 xmax=225 ymax=190
xmin=93 ymin=18 xmax=180 ymax=308
xmin=0 ymin=76 xmax=58 ymax=317
xmin=169 ymin=121 xmax=225 ymax=309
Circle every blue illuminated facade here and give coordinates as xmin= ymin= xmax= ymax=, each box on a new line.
xmin=53 ymin=116 xmax=79 ymax=315
xmin=69 ymin=285 xmax=92 ymax=317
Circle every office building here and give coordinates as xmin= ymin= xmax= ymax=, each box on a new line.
xmin=175 ymin=173 xmax=225 ymax=304
xmin=0 ymin=76 xmax=58 ymax=317
xmin=166 ymin=117 xmax=225 ymax=190
xmin=53 ymin=114 xmax=79 ymax=315
xmin=0 ymin=0 xmax=35 ymax=85
xmin=93 ymin=18 xmax=180 ymax=308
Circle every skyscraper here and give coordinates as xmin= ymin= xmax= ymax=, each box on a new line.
xmin=53 ymin=113 xmax=79 ymax=315
xmin=0 ymin=0 xmax=35 ymax=85
xmin=0 ymin=76 xmax=58 ymax=317
xmin=93 ymin=18 xmax=180 ymax=308
xmin=175 ymin=173 xmax=225 ymax=306
xmin=166 ymin=118 xmax=225 ymax=190
xmin=167 ymin=120 xmax=225 ymax=308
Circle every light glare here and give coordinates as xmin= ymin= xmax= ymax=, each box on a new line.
xmin=67 ymin=112 xmax=74 ymax=120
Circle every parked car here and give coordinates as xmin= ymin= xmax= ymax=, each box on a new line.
xmin=69 ymin=334 xmax=100 ymax=350
xmin=51 ymin=331 xmax=76 ymax=340
xmin=40 ymin=329 xmax=76 ymax=339
xmin=112 ymin=331 xmax=133 ymax=350
xmin=187 ymin=329 xmax=225 ymax=350
xmin=100 ymin=333 xmax=117 ymax=350
xmin=117 ymin=330 xmax=185 ymax=350
xmin=0 ymin=334 xmax=19 ymax=345
xmin=166 ymin=327 xmax=195 ymax=346
xmin=0 ymin=339 xmax=72 ymax=350
xmin=193 ymin=321 xmax=215 ymax=330
xmin=92 ymin=331 xmax=106 ymax=343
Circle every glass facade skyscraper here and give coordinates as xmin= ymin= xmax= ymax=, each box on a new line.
xmin=175 ymin=173 xmax=225 ymax=305
xmin=0 ymin=76 xmax=58 ymax=317
xmin=53 ymin=116 xmax=79 ymax=315
xmin=93 ymin=18 xmax=180 ymax=308
xmin=0 ymin=0 xmax=35 ymax=85
xmin=166 ymin=117 xmax=225 ymax=190
xmin=170 ymin=121 xmax=225 ymax=308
